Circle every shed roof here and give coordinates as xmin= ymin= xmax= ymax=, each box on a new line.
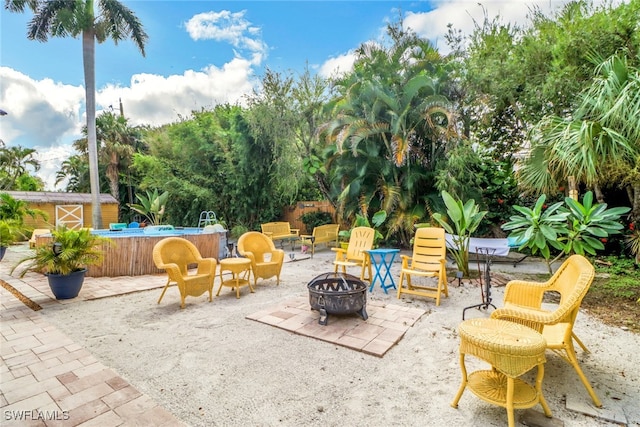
xmin=4 ymin=191 xmax=119 ymax=205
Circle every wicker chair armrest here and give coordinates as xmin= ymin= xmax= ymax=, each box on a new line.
xmin=196 ymin=258 xmax=217 ymax=275
xmin=159 ymin=263 xmax=182 ymax=282
xmin=270 ymin=249 xmax=285 ymax=263
xmin=241 ymin=251 xmax=257 ymax=265
xmin=491 ymin=304 xmax=565 ymax=329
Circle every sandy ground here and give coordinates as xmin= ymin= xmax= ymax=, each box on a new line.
xmin=38 ymin=249 xmax=639 ymax=427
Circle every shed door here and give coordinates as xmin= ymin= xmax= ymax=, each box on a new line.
xmin=55 ymin=205 xmax=83 ymax=230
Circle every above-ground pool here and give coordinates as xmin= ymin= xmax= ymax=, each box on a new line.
xmin=35 ymin=227 xmax=226 ymax=277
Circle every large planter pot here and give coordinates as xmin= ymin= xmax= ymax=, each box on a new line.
xmin=0 ymin=246 xmax=6 ymax=261
xmin=46 ymin=269 xmax=87 ymax=300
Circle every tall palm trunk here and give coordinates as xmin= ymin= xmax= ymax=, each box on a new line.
xmin=83 ymin=28 xmax=103 ymax=229
xmin=107 ymin=152 xmax=120 ymax=200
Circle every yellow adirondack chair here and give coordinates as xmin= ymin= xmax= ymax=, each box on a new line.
xmin=332 ymin=226 xmax=374 ymax=281
xmin=397 ymin=227 xmax=448 ymax=305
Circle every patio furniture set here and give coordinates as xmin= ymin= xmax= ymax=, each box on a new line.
xmin=153 ymin=222 xmax=601 ymax=426
xmin=152 ymin=231 xmax=285 ymax=305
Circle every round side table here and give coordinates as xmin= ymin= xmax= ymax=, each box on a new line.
xmin=217 ymin=258 xmax=254 ymax=299
xmin=451 ymin=318 xmax=552 ymax=427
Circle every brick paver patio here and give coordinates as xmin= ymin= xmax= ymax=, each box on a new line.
xmin=0 ymin=245 xmax=185 ymax=427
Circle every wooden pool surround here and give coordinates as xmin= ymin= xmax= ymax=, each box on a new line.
xmin=35 ymin=231 xmax=221 ymax=277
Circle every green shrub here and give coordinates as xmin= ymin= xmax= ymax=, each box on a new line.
xmin=299 ymin=210 xmax=333 ymax=233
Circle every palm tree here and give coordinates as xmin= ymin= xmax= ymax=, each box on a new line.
xmin=95 ymin=112 xmax=138 ymax=200
xmin=0 ymin=192 xmax=47 ymax=224
xmin=319 ymin=22 xmax=458 ymax=245
xmin=519 ymin=54 xmax=640 ymax=221
xmin=0 ymin=145 xmax=40 ymax=190
xmin=56 ymin=155 xmax=90 ymax=193
xmin=5 ymin=0 xmax=148 ymax=229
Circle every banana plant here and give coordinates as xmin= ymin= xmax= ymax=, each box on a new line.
xmin=128 ymin=190 xmax=169 ymax=226
xmin=432 ymin=190 xmax=487 ymax=276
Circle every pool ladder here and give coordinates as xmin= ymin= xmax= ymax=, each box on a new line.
xmin=198 ymin=211 xmax=218 ymax=228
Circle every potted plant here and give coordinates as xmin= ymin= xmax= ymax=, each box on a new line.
xmin=11 ymin=227 xmax=112 ymax=300
xmin=338 ymin=230 xmax=351 ymax=250
xmin=0 ymin=219 xmax=23 ymax=261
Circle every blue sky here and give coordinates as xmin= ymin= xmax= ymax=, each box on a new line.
xmin=0 ymin=0 xmax=619 ymax=190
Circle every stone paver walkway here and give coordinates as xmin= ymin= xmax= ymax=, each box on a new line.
xmin=0 ymin=245 xmax=185 ymax=426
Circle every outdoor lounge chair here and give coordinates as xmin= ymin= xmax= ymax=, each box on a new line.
xmin=152 ymin=237 xmax=217 ymax=309
xmin=237 ymin=231 xmax=284 ymax=286
xmin=490 ymin=254 xmax=602 ymax=407
xmin=397 ymin=227 xmax=448 ymax=305
xmin=332 ymin=226 xmax=374 ymax=282
xmin=29 ymin=229 xmax=51 ymax=248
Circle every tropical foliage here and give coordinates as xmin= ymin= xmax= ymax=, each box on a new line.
xmin=6 ymin=1 xmax=637 ymax=269
xmin=0 ymin=193 xmax=48 ymax=225
xmin=432 ymin=191 xmax=487 ymax=276
xmin=0 ymin=219 xmax=23 ymax=247
xmin=503 ymin=192 xmax=630 ymax=273
xmin=0 ymin=145 xmax=43 ymax=191
xmin=128 ymin=190 xmax=169 ymax=226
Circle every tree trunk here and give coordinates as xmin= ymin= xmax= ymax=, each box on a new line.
xmin=632 ymin=182 xmax=640 ymax=225
xmin=593 ymin=182 xmax=605 ymax=204
xmin=107 ymin=152 xmax=119 ymax=201
xmin=83 ymin=29 xmax=103 ymax=229
xmin=568 ymin=176 xmax=578 ymax=200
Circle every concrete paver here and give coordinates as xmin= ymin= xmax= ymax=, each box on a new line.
xmin=1 ymin=245 xmax=186 ymax=427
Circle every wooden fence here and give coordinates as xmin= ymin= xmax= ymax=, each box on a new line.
xmin=281 ymin=200 xmax=338 ymax=234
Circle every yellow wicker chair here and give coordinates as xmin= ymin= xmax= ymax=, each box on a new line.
xmin=237 ymin=231 xmax=284 ymax=286
xmin=152 ymin=237 xmax=217 ymax=309
xmin=332 ymin=226 xmax=374 ymax=281
xmin=397 ymin=227 xmax=448 ymax=305
xmin=490 ymin=254 xmax=602 ymax=407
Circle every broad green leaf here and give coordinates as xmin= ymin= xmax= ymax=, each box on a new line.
xmin=540 ymin=224 xmax=557 ymax=241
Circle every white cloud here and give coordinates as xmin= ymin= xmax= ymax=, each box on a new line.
xmin=185 ymin=10 xmax=268 ymax=58
xmin=98 ymin=57 xmax=258 ymax=127
xmin=318 ymin=52 xmax=357 ymax=79
xmin=2 ymin=58 xmax=259 ymax=190
xmin=0 ymin=67 xmax=84 ymax=149
xmin=33 ymin=145 xmax=77 ymax=191
xmin=403 ymin=0 xmax=629 ymax=54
